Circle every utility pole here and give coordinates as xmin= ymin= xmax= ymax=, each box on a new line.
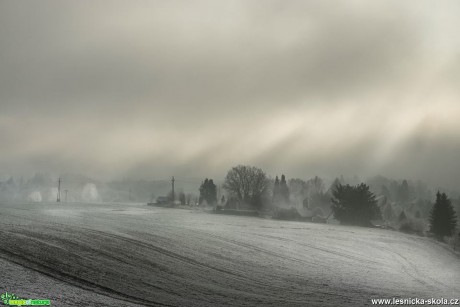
xmin=57 ymin=177 xmax=61 ymax=203
xmin=64 ymin=190 xmax=68 ymax=202
xmin=171 ymin=176 xmax=175 ymax=202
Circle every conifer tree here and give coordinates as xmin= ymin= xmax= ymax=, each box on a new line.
xmin=331 ymin=183 xmax=380 ymax=227
xmin=429 ymin=191 xmax=457 ymax=238
xmin=279 ymin=175 xmax=290 ymax=203
xmin=273 ymin=176 xmax=280 ymax=200
xmin=199 ymin=178 xmax=217 ymax=205
xmin=398 ymin=210 xmax=407 ymax=222
xmin=399 ymin=180 xmax=410 ymax=202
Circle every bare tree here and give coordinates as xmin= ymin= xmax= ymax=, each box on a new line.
xmin=307 ymin=176 xmax=325 ymax=196
xmin=223 ymin=165 xmax=269 ymax=209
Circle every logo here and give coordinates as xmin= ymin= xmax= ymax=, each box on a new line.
xmin=1 ymin=292 xmax=50 ymax=306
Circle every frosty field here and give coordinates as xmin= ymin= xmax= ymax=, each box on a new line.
xmin=0 ymin=202 xmax=458 ymax=306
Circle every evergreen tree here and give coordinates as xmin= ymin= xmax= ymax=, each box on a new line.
xmin=308 ymin=176 xmax=324 ymax=196
xmin=398 ymin=180 xmax=410 ymax=202
xmin=331 ymin=183 xmax=381 ymax=227
xmin=328 ymin=178 xmax=342 ymax=195
xmin=273 ymin=176 xmax=280 ymax=200
xmin=398 ymin=210 xmax=407 ymax=222
xmin=383 ymin=203 xmax=395 ymax=221
xmin=179 ymin=192 xmax=186 ymax=206
xmin=429 ymin=191 xmax=457 ymax=238
xmin=279 ymin=175 xmax=290 ymax=203
xmin=199 ymin=178 xmax=217 ymax=205
xmin=381 ymin=184 xmax=391 ymax=201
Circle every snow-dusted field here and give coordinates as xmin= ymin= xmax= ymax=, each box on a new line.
xmin=0 ymin=202 xmax=458 ymax=306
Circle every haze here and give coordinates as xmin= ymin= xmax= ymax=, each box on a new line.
xmin=1 ymin=1 xmax=459 ymax=189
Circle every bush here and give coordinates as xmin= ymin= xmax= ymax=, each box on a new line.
xmin=399 ymin=218 xmax=426 ymax=236
xmin=272 ymin=207 xmax=301 ymax=221
xmin=447 ymin=232 xmax=460 ymax=251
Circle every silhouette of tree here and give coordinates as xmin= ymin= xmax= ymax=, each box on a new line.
xmin=382 ymin=203 xmax=395 ymax=221
xmin=273 ymin=175 xmax=289 ymax=204
xmin=331 ymin=183 xmax=381 ymax=227
xmin=288 ymin=178 xmax=308 ymax=207
xmin=179 ymin=192 xmax=186 ymax=206
xmin=328 ymin=177 xmax=342 ymax=195
xmin=199 ymin=178 xmax=217 ymax=205
xmin=398 ymin=180 xmax=410 ymax=202
xmin=398 ymin=210 xmax=407 ymax=222
xmin=223 ymin=165 xmax=269 ymax=209
xmin=279 ymin=175 xmax=289 ymax=203
xmin=381 ymin=184 xmax=391 ymax=201
xmin=273 ymin=176 xmax=280 ymax=201
xmin=305 ymin=176 xmax=329 ymax=208
xmin=186 ymin=193 xmax=193 ymax=205
xmin=307 ymin=176 xmax=324 ymax=196
xmin=429 ymin=191 xmax=457 ymax=239
xmin=288 ymin=178 xmax=307 ymax=196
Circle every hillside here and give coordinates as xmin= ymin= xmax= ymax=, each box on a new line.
xmin=0 ymin=202 xmax=458 ymax=306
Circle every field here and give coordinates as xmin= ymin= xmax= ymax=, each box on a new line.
xmin=0 ymin=202 xmax=458 ymax=306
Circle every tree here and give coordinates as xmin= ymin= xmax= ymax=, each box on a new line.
xmin=199 ymin=179 xmax=217 ymax=206
xmin=179 ymin=192 xmax=186 ymax=206
xmin=382 ymin=203 xmax=395 ymax=221
xmin=223 ymin=165 xmax=269 ymax=209
xmin=186 ymin=193 xmax=193 ymax=205
xmin=305 ymin=176 xmax=329 ymax=208
xmin=307 ymin=176 xmax=324 ymax=196
xmin=331 ymin=183 xmax=381 ymax=227
xmin=273 ymin=174 xmax=289 ymax=205
xmin=328 ymin=177 xmax=342 ymax=195
xmin=398 ymin=180 xmax=410 ymax=202
xmin=273 ymin=176 xmax=280 ymax=201
xmin=381 ymin=184 xmax=391 ymax=201
xmin=289 ymin=178 xmax=308 ymax=207
xmin=398 ymin=210 xmax=407 ymax=222
xmin=429 ymin=191 xmax=457 ymax=239
xmin=279 ymin=175 xmax=289 ymax=203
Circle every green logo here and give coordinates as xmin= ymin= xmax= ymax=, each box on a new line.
xmin=1 ymin=293 xmax=50 ymax=306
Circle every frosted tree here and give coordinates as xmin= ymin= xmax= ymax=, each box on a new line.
xmin=223 ymin=165 xmax=269 ymax=209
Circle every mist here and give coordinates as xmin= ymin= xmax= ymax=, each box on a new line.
xmin=1 ymin=2 xmax=460 ymax=305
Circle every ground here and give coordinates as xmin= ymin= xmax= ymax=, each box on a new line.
xmin=0 ymin=202 xmax=458 ymax=306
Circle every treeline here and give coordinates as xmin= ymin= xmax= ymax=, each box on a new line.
xmin=198 ymin=165 xmax=459 ymax=241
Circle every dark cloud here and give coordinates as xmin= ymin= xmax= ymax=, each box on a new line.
xmin=0 ymin=1 xmax=459 ymax=189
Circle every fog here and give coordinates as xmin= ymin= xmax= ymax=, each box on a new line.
xmin=1 ymin=3 xmax=460 ymax=304
xmin=1 ymin=1 xmax=460 ymax=189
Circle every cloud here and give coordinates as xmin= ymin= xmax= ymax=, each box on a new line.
xmin=0 ymin=1 xmax=459 ymax=189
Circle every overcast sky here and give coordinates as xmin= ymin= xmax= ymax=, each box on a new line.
xmin=1 ymin=1 xmax=459 ymax=188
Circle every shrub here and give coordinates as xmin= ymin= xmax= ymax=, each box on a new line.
xmin=273 ymin=207 xmax=301 ymax=221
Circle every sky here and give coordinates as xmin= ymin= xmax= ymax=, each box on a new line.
xmin=1 ymin=1 xmax=459 ymax=189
